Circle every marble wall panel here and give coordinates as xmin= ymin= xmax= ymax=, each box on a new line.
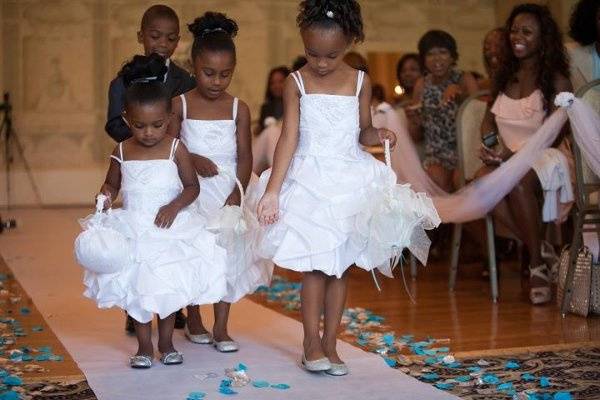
xmin=0 ymin=0 xmax=574 ymax=206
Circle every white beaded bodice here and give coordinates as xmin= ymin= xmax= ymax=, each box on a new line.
xmin=179 ymin=94 xmax=238 ymax=169
xmin=292 ymin=70 xmax=365 ymax=160
xmin=111 ymin=139 xmax=182 ymax=214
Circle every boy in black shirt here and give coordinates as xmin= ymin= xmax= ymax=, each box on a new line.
xmin=105 ymin=4 xmax=195 ymax=142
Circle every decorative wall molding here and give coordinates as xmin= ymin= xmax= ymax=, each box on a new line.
xmin=0 ymin=0 xmax=573 ymax=206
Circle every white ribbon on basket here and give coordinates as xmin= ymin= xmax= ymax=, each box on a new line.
xmin=384 ymin=140 xmax=405 ymax=273
xmin=95 ymin=193 xmax=110 ymax=214
xmin=206 ymin=168 xmax=251 ymax=292
xmin=369 ymin=139 xmax=423 ymax=303
xmin=210 ymin=168 xmax=248 ymax=234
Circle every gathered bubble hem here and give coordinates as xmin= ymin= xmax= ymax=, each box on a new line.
xmin=254 ymin=152 xmax=440 ymax=278
xmin=81 ymin=207 xmax=228 ymax=323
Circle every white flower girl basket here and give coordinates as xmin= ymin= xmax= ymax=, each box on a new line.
xmin=207 ymin=170 xmax=250 ymax=236
xmin=364 ymin=140 xmax=441 ymax=297
xmin=206 ymin=169 xmax=258 ymax=289
xmin=74 ymin=194 xmax=131 ymax=274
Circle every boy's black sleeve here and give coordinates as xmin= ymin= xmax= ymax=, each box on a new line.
xmin=181 ymin=73 xmax=197 ymax=94
xmin=167 ymin=63 xmax=197 ymax=97
xmin=105 ymin=77 xmax=131 ymax=143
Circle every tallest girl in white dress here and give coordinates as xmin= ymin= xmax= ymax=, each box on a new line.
xmin=170 ymin=12 xmax=272 ymax=353
xmin=255 ymin=0 xmax=420 ymax=376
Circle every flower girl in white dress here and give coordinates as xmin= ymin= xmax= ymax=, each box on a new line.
xmin=170 ymin=12 xmax=272 ymax=353
xmin=256 ymin=0 xmax=439 ymax=376
xmin=77 ymin=54 xmax=227 ymax=369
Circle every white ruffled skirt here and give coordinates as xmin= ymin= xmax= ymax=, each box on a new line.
xmin=81 ymin=208 xmax=228 ymax=323
xmin=196 ymin=170 xmax=273 ymax=303
xmin=252 ymin=153 xmax=440 ymax=278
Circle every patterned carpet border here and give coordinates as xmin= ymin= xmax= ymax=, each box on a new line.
xmin=0 ymin=259 xmax=94 ymax=400
xmin=253 ymin=276 xmax=600 ymax=399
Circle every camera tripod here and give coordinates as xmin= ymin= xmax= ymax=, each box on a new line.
xmin=1 ymin=92 xmax=42 ymax=209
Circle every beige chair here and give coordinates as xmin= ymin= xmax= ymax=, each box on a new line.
xmin=449 ymin=91 xmax=499 ymax=302
xmin=561 ymin=79 xmax=600 ymax=315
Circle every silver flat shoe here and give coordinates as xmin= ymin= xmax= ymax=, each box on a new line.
xmin=326 ymin=362 xmax=349 ymax=376
xmin=184 ymin=326 xmax=213 ymax=344
xmin=160 ymin=351 xmax=183 ymax=365
xmin=129 ymin=354 xmax=152 ymax=369
xmin=301 ymin=354 xmax=331 ymax=372
xmin=213 ymin=340 xmax=239 ymax=353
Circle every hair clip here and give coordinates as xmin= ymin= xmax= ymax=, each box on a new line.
xmin=131 ymin=76 xmax=159 ymax=84
xmin=202 ymin=27 xmax=227 ymax=37
xmin=326 ymin=10 xmax=334 ymax=18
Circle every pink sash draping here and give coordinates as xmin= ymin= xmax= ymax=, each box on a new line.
xmin=390 ymin=95 xmax=598 ymax=223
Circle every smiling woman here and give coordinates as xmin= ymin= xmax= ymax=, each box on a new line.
xmin=475 ymin=3 xmax=573 ymax=306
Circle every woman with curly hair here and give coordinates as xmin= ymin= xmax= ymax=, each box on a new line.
xmin=568 ymin=0 xmax=600 ymax=90
xmin=394 ymin=53 xmax=422 ymax=107
xmin=253 ymin=66 xmax=291 ymax=173
xmin=257 ymin=66 xmax=290 ymax=132
xmin=476 ymin=3 xmax=573 ymax=305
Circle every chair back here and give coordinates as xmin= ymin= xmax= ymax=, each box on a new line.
xmin=456 ymin=90 xmax=490 ymax=186
xmin=574 ymin=79 xmax=600 ymax=208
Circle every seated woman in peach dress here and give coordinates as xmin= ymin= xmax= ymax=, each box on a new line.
xmin=476 ymin=4 xmax=574 ymax=305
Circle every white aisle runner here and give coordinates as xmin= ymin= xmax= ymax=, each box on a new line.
xmin=0 ymin=209 xmax=456 ymax=400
